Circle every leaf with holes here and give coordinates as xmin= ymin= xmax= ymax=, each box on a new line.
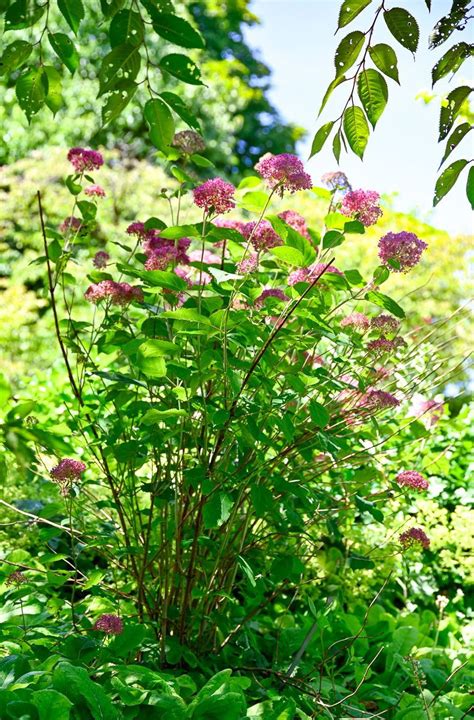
xmin=384 ymin=8 xmax=419 ymax=53
xmin=357 ymin=69 xmax=388 ymax=127
xmin=144 ymin=98 xmax=175 ymax=150
xmin=58 ymin=0 xmax=85 ymax=35
xmin=48 ymin=33 xmax=79 ymax=75
xmin=334 ymin=31 xmax=365 ymax=77
xmin=434 ymin=159 xmax=468 ymax=206
xmin=429 ymin=0 xmax=471 ymax=48
xmin=439 ymin=86 xmax=472 ymax=141
xmin=159 ymin=53 xmax=202 ymax=85
xmin=4 ymin=0 xmax=45 ymax=30
xmin=159 ymin=91 xmax=200 ymax=130
xmin=102 ymin=79 xmax=137 ymax=125
xmin=338 ymin=0 xmax=373 ymax=28
xmin=467 ymin=166 xmax=474 ymax=210
xmin=369 ymin=43 xmax=399 ymax=83
xmin=432 ymin=43 xmax=474 ymax=86
xmin=439 ymin=122 xmax=472 ymax=167
xmin=98 ymin=43 xmax=141 ymax=96
xmin=44 ymin=66 xmax=63 ymax=115
xmin=16 ymin=67 xmax=47 ymax=122
xmin=109 ymin=9 xmax=144 ymax=47
xmin=343 ymin=106 xmax=369 ymax=159
xmin=0 ymin=40 xmax=32 ymax=76
xmin=310 ymin=121 xmax=334 ymax=157
xmin=152 ymin=12 xmax=205 ymax=48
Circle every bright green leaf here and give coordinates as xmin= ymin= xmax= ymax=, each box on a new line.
xmin=310 ymin=121 xmax=334 ymax=158
xmin=144 ymin=97 xmax=175 ymax=150
xmin=369 ymin=43 xmax=400 ymax=83
xmin=48 ymin=33 xmax=79 ymax=75
xmin=384 ymin=8 xmax=419 ymax=53
xmin=357 ymin=68 xmax=388 ymax=127
xmin=152 ymin=12 xmax=205 ymax=49
xmin=338 ymin=0 xmax=372 ymax=28
xmin=159 ymin=53 xmax=202 ymax=85
xmin=98 ymin=43 xmax=141 ymax=96
xmin=434 ymin=159 xmax=468 ymax=206
xmin=334 ymin=31 xmax=365 ymax=77
xmin=58 ymin=0 xmax=85 ymax=36
xmin=343 ymin=105 xmax=369 ymax=158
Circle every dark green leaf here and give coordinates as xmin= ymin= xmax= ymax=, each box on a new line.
xmin=16 ymin=67 xmax=47 ymax=122
xmin=439 ymin=122 xmax=472 ymax=167
xmin=32 ymin=689 xmax=72 ymax=720
xmin=344 ymin=220 xmax=365 ymax=234
xmin=159 ymin=53 xmax=202 ymax=85
xmin=58 ymin=0 xmax=85 ymax=35
xmin=338 ymin=0 xmax=372 ymax=28
xmin=466 ymin=166 xmax=474 ymax=209
xmin=101 ymin=79 xmax=137 ymax=125
xmin=384 ymin=8 xmax=419 ymax=53
xmin=309 ymin=401 xmax=330 ymax=427
xmin=310 ymin=121 xmax=334 ymax=157
xmin=319 ymin=74 xmax=347 ymax=116
xmin=159 ymin=91 xmax=200 ymax=130
xmin=98 ymin=43 xmax=141 ymax=96
xmin=323 ymin=230 xmax=344 ymax=249
xmin=357 ymin=68 xmax=388 ymax=127
xmin=348 ymin=554 xmax=375 ymax=569
xmin=100 ymin=0 xmax=127 ymax=17
xmin=144 ymin=97 xmax=175 ymax=150
xmin=152 ymin=12 xmax=205 ymax=48
xmin=365 ymin=290 xmax=405 ymax=318
xmin=109 ymin=9 xmax=144 ymax=47
xmin=439 ymin=86 xmax=472 ymax=140
xmin=48 ymin=33 xmax=79 ymax=75
xmin=0 ymin=40 xmax=32 ymax=76
xmin=432 ymin=42 xmax=474 ymax=86
xmin=433 ymin=159 xmax=468 ymax=206
xmin=4 ymin=0 xmax=45 ymax=30
xmin=334 ymin=31 xmax=365 ymax=77
xmin=44 ymin=66 xmax=63 ymax=115
xmin=343 ymin=105 xmax=369 ymax=158
xmin=53 ymin=662 xmax=119 ymax=720
xmin=355 ymin=495 xmax=384 ymax=522
xmin=429 ymin=0 xmax=471 ymax=48
xmin=203 ymin=493 xmax=233 ymax=529
xmin=368 ymin=43 xmax=400 ymax=83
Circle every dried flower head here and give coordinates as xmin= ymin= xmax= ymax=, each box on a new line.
xmin=400 ymin=527 xmax=430 ymax=549
xmin=60 ymin=216 xmax=82 ymax=234
xmin=255 ymin=153 xmax=312 ymax=196
xmin=67 ymin=147 xmax=104 ymax=173
xmin=370 ymin=314 xmax=400 ymax=334
xmin=93 ymin=251 xmax=110 ymax=269
xmin=5 ymin=571 xmax=27 ymax=587
xmin=172 ymin=130 xmax=206 ymax=155
xmin=341 ymin=189 xmax=382 ymax=227
xmin=93 ymin=613 xmax=123 ymax=635
xmin=193 ymin=178 xmax=235 ymax=215
xmin=378 ymin=231 xmax=427 ymax=272
xmin=396 ymin=471 xmax=429 ymax=492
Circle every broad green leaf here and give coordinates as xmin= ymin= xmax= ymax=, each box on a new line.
xmin=136 ymin=342 xmax=168 ymax=378
xmin=101 ymin=79 xmax=137 ymax=125
xmin=238 ymin=191 xmax=268 ymax=213
xmin=348 ymin=554 xmax=375 ymax=570
xmin=32 ymin=689 xmax=72 ymax=720
xmin=141 ymin=409 xmax=187 ymax=424
xmin=4 ymin=0 xmax=45 ymax=30
xmin=144 ymin=98 xmax=175 ymax=150
xmin=190 ymin=153 xmax=214 ymax=168
xmin=309 ymin=401 xmax=329 ymax=427
xmin=432 ymin=42 xmax=474 ymax=86
xmin=323 ymin=230 xmax=344 ymax=249
xmin=0 ymin=40 xmax=32 ymax=76
xmin=159 ymin=53 xmax=202 ymax=85
xmin=467 ymin=166 xmax=474 ymax=210
xmin=343 ymin=105 xmax=369 ymax=158
xmin=439 ymin=122 xmax=472 ymax=167
xmin=357 ymin=68 xmax=388 ymax=127
xmin=334 ymin=31 xmax=365 ymax=77
xmin=109 ymin=9 xmax=144 ymax=47
xmin=203 ymin=493 xmax=233 ymax=529
xmin=368 ymin=43 xmax=400 ymax=83
xmin=319 ymin=74 xmax=347 ymax=116
xmin=344 ymin=220 xmax=365 ymax=234
xmin=16 ymin=67 xmax=47 ymax=122
xmin=160 ymin=308 xmax=210 ymax=324
xmin=384 ymin=8 xmax=419 ymax=53
xmin=48 ymin=33 xmax=79 ymax=75
xmin=439 ymin=86 xmax=472 ymax=140
xmin=433 ymin=159 xmax=468 ymax=206
xmin=152 ymin=12 xmax=205 ymax=48
xmin=338 ymin=0 xmax=372 ymax=28
xmin=365 ymin=290 xmax=405 ymax=318
xmin=159 ymin=91 xmax=201 ymax=130
xmin=58 ymin=0 xmax=85 ymax=35
xmin=100 ymin=0 xmax=127 ymax=17
xmin=373 ymin=265 xmax=390 ymax=285
xmin=270 ymin=246 xmax=304 ymax=265
xmin=160 ymin=224 xmax=200 ymax=239
xmin=333 ymin=131 xmax=342 ymax=162
xmin=310 ymin=121 xmax=334 ymax=157
xmin=44 ymin=66 xmax=63 ymax=115
xmin=355 ymin=495 xmax=384 ymax=522
xmin=53 ymin=662 xmax=119 ymax=720
xmin=98 ymin=43 xmax=141 ymax=96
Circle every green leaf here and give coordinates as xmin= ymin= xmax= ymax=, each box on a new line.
xmin=338 ymin=0 xmax=372 ymax=28
xmin=58 ymin=0 xmax=85 ymax=35
xmin=53 ymin=662 xmax=119 ymax=720
xmin=136 ymin=342 xmax=168 ymax=378
xmin=309 ymin=401 xmax=330 ymax=427
xmin=44 ymin=66 xmax=63 ymax=115
xmin=348 ymin=554 xmax=375 ymax=570
xmin=271 ymin=246 xmax=304 ymax=265
xmin=48 ymin=33 xmax=79 ymax=75
xmin=159 ymin=53 xmax=202 ymax=85
xmin=467 ymin=166 xmax=474 ymax=210
xmin=109 ymin=9 xmax=144 ymax=47
xmin=333 ymin=131 xmax=342 ymax=162
xmin=429 ymin=0 xmax=471 ymax=48
xmin=323 ymin=230 xmax=344 ymax=249
xmin=190 ymin=153 xmax=214 ymax=168
xmin=334 ymin=31 xmax=365 ymax=77
xmin=160 ymin=308 xmax=210 ymax=324
xmin=310 ymin=121 xmax=334 ymax=158
xmin=32 ymin=689 xmax=72 ymax=720
xmin=203 ymin=493 xmax=233 ymax=529
xmin=343 ymin=105 xmax=369 ymax=158
xmin=152 ymin=12 xmax=205 ymax=49
xmin=355 ymin=495 xmax=384 ymax=522
xmin=159 ymin=91 xmax=200 ymax=130
xmin=439 ymin=86 xmax=472 ymax=140
xmin=432 ymin=42 xmax=474 ymax=86
xmin=319 ymin=74 xmax=347 ymax=116
xmin=373 ymin=265 xmax=390 ymax=285
xmin=16 ymin=67 xmax=47 ymax=122
xmin=160 ymin=224 xmax=200 ymax=239
xmin=144 ymin=97 xmax=175 ymax=150
xmin=238 ymin=191 xmax=268 ymax=213
xmin=368 ymin=43 xmax=399 ymax=83
xmin=0 ymin=40 xmax=33 ymax=76
xmin=101 ymin=79 xmax=137 ymax=125
xmin=4 ymin=0 xmax=45 ymax=30
xmin=98 ymin=43 xmax=141 ymax=96
xmin=357 ymin=68 xmax=388 ymax=127
xmin=433 ymin=159 xmax=468 ymax=206
xmin=365 ymin=290 xmax=405 ymax=318
xmin=439 ymin=122 xmax=472 ymax=167
xmin=141 ymin=408 xmax=187 ymax=424
xmin=384 ymin=8 xmax=419 ymax=53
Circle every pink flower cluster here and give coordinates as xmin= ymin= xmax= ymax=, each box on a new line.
xmin=127 ymin=223 xmax=191 ymax=272
xmin=340 ymin=189 xmax=382 ymax=227
xmin=396 ymin=471 xmax=429 ymax=491
xmin=59 ymin=216 xmax=82 ymax=234
xmin=400 ymin=527 xmax=430 ymax=549
xmin=255 ymin=153 xmax=312 ymax=196
xmin=85 ymin=184 xmax=106 ymax=198
xmin=93 ymin=251 xmax=110 ymax=269
xmin=254 ymin=288 xmax=288 ymax=308
xmin=370 ymin=314 xmax=400 ymax=334
xmin=378 ymin=231 xmax=427 ymax=272
xmin=244 ymin=220 xmax=282 ymax=252
xmin=67 ymin=147 xmax=104 ymax=173
xmin=85 ymin=281 xmax=143 ymax=306
xmin=358 ymin=389 xmax=400 ymax=411
xmin=214 ymin=218 xmax=247 ymax=235
xmin=367 ymin=337 xmax=405 ymax=354
xmin=278 ymin=210 xmax=310 ymax=239
xmin=288 ymin=262 xmax=343 ymax=286
xmin=93 ymin=613 xmax=123 ymax=635
xmin=51 ymin=458 xmax=86 ymax=483
xmin=341 ymin=312 xmax=369 ymax=331
xmin=237 ymin=253 xmax=259 ymax=274
xmin=193 ymin=178 xmax=235 ymax=215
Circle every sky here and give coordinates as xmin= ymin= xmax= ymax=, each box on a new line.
xmin=245 ymin=0 xmax=473 ymax=235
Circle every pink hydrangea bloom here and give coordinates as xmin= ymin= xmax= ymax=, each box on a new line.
xmin=367 ymin=337 xmax=402 ymax=354
xmin=142 ymin=236 xmax=190 ymax=270
xmin=126 ymin=222 xmax=154 ymax=240
xmin=60 ymin=216 xmax=82 ymax=233
xmin=244 ymin=220 xmax=282 ymax=252
xmin=93 ymin=251 xmax=110 ymax=269
xmin=400 ymin=527 xmax=430 ymax=549
xmin=378 ymin=231 xmax=427 ymax=272
xmin=358 ymin=389 xmax=400 ymax=411
xmin=255 ymin=153 xmax=312 ymax=196
xmin=341 ymin=312 xmax=370 ymax=331
xmin=278 ymin=210 xmax=310 ymax=239
xmin=410 ymin=394 xmax=444 ymax=427
xmin=288 ymin=262 xmax=343 ymax=286
xmin=340 ymin=189 xmax=382 ymax=227
xmin=188 ymin=249 xmax=221 ymax=264
xmin=67 ymin=147 xmax=104 ymax=173
xmin=51 ymin=458 xmax=86 ymax=482
xmin=370 ymin=314 xmax=400 ymax=333
xmin=93 ymin=614 xmax=123 ymax=635
xmin=214 ymin=218 xmax=247 ymax=235
xmin=85 ymin=184 xmax=106 ymax=198
xmin=254 ymin=288 xmax=288 ymax=308
xmin=193 ymin=178 xmax=235 ymax=215
xmin=321 ymin=171 xmax=351 ymax=191
xmin=84 ymin=281 xmax=143 ymax=306
xmin=396 ymin=471 xmax=429 ymax=491
xmin=145 ymin=248 xmax=178 ymax=271
xmin=237 ymin=253 xmax=259 ymax=274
